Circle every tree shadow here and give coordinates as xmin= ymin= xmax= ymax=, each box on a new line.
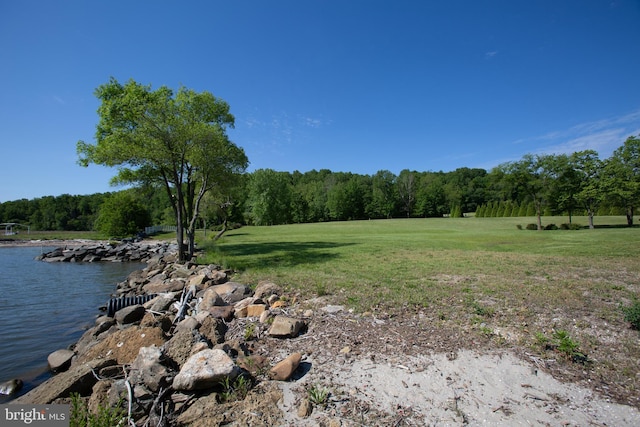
xmin=211 ymin=241 xmax=355 ymax=269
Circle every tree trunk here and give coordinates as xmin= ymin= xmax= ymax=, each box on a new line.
xmin=626 ymin=206 xmax=634 ymax=227
xmin=588 ymin=209 xmax=595 ymax=229
xmin=213 ymin=218 xmax=228 ymax=241
xmin=535 ymin=201 xmax=543 ymax=230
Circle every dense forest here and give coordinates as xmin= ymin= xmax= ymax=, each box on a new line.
xmin=1 ymin=136 xmax=639 ymax=233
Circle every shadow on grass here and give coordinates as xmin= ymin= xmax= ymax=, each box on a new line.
xmin=207 ymin=241 xmax=355 ymax=270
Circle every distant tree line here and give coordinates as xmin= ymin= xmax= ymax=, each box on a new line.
xmin=1 ymin=135 xmax=638 ymax=233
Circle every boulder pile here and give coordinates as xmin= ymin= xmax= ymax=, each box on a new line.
xmin=35 ymin=240 xmax=177 ymax=263
xmin=16 ymin=244 xmax=310 ymax=426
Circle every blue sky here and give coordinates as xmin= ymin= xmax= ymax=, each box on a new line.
xmin=1 ymin=0 xmax=639 ymax=202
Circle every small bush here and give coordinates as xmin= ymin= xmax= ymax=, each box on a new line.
xmin=544 ymin=223 xmax=558 ymax=230
xmin=560 ymin=223 xmax=583 ymax=230
xmin=525 ymin=223 xmax=537 ymax=230
xmin=516 ymin=224 xmax=523 ymax=230
xmin=621 ymin=298 xmax=640 ymax=330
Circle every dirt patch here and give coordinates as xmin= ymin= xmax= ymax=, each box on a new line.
xmin=216 ymin=299 xmax=640 ymax=426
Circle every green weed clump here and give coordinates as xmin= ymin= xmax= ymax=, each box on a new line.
xmin=553 ymin=330 xmax=587 ymax=363
xmin=308 ymin=384 xmax=330 ymax=407
xmin=621 ymin=298 xmax=640 ymax=331
xmin=219 ymin=375 xmax=252 ymax=403
xmin=69 ymin=393 xmax=126 ymax=427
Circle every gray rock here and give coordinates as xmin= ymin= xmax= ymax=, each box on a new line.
xmin=129 ymin=346 xmax=170 ymax=392
xmin=47 ymin=349 xmax=74 ymax=372
xmin=164 ymin=329 xmax=201 ymax=368
xmin=172 ymin=349 xmax=239 ymax=391
xmin=13 ymin=358 xmax=116 ymax=404
xmin=208 ymin=282 xmax=252 ymax=304
xmin=198 ymin=287 xmax=225 ymax=311
xmin=267 ymin=315 xmax=305 ymax=338
xmin=253 ymin=281 xmax=282 ymax=300
xmin=114 ymin=304 xmax=146 ymax=324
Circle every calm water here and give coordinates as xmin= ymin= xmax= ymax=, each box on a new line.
xmin=0 ymin=246 xmax=143 ymax=402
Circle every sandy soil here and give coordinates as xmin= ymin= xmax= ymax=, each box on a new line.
xmin=238 ymin=302 xmax=640 ymax=426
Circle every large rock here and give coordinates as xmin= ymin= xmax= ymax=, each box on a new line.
xmin=270 ymin=352 xmax=302 ymax=381
xmin=47 ymin=349 xmax=74 ymax=372
xmin=208 ymin=282 xmax=252 ymax=304
xmin=163 ymin=329 xmax=202 ymax=368
xmin=253 ymin=281 xmax=282 ymax=300
xmin=114 ymin=304 xmax=146 ymax=325
xmin=172 ymin=349 xmax=239 ymax=391
xmin=129 ymin=346 xmax=170 ymax=392
xmin=197 ymin=315 xmax=226 ymax=345
xmin=267 ymin=316 xmax=305 ymax=338
xmin=198 ymin=287 xmax=225 ymax=311
xmin=143 ymin=277 xmax=186 ymax=294
xmin=13 ymin=358 xmax=116 ymax=403
xmin=205 ymin=305 xmax=235 ymax=321
xmin=76 ymin=326 xmax=166 ymax=364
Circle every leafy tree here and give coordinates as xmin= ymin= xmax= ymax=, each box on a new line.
xmin=571 ymin=150 xmax=603 ymax=229
xmin=95 ymin=191 xmax=150 ymax=238
xmin=77 ymin=78 xmax=248 ymax=260
xmin=602 ymin=135 xmax=640 ymax=226
xmin=496 ymin=154 xmax=556 ymax=230
xmin=368 ymin=170 xmax=397 ymax=219
xmin=246 ymin=169 xmax=292 ymax=225
xmin=397 ymin=169 xmax=417 ymax=217
xmin=415 ymin=172 xmax=446 ymax=217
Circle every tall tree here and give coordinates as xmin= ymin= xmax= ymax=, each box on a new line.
xmin=368 ymin=170 xmax=397 ymax=219
xmin=397 ymin=169 xmax=417 ymax=217
xmin=496 ymin=154 xmax=556 ymax=230
xmin=95 ymin=191 xmax=151 ymax=238
xmin=602 ymin=135 xmax=640 ymax=226
xmin=246 ymin=169 xmax=293 ymax=225
xmin=77 ymin=78 xmax=248 ymax=261
xmin=571 ymin=150 xmax=603 ymax=229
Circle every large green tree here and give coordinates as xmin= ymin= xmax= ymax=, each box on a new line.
xmin=95 ymin=191 xmax=150 ymax=238
xmin=496 ymin=154 xmax=556 ymax=230
xmin=571 ymin=150 xmax=603 ymax=229
xmin=602 ymin=135 xmax=640 ymax=226
xmin=77 ymin=78 xmax=248 ymax=261
xmin=246 ymin=169 xmax=293 ymax=225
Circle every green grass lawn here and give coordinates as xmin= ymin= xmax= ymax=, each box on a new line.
xmin=200 ymin=216 xmax=640 ymax=309
xmin=200 ymin=216 xmax=640 ymax=404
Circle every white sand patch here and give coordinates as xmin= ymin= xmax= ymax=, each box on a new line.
xmin=279 ymin=350 xmax=640 ymax=426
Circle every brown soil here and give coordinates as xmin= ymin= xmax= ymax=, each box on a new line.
xmin=197 ymin=296 xmax=640 ymax=426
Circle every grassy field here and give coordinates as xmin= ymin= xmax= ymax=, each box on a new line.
xmin=199 ymin=216 xmax=640 ymax=405
xmin=199 ymin=216 xmax=640 ymax=308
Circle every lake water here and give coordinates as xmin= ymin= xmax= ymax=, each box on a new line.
xmin=0 ymin=246 xmax=143 ymax=402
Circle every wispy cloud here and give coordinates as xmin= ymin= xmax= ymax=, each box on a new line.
xmin=53 ymin=95 xmax=65 ymax=105
xmin=516 ymin=109 xmax=640 ymax=158
xmin=484 ymin=51 xmax=498 ymax=59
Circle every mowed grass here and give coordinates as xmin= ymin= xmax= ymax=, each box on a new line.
xmin=201 ymin=216 xmax=640 ymax=311
xmin=202 ymin=216 xmax=640 ymax=404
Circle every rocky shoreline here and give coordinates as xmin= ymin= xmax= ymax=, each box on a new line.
xmin=8 ymin=241 xmax=317 ymax=426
